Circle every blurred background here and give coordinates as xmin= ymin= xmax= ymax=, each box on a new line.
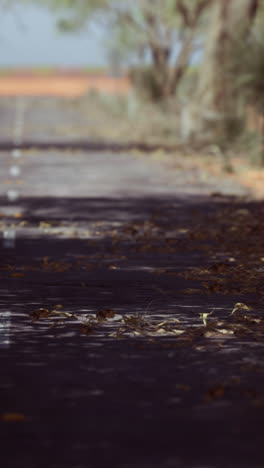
xmin=0 ymin=0 xmax=264 ymax=192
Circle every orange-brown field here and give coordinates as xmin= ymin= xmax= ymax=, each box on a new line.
xmin=0 ymin=71 xmax=131 ymax=97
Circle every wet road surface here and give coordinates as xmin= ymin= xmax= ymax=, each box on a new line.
xmin=0 ymin=97 xmax=263 ymax=468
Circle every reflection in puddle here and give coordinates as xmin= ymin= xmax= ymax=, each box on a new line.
xmin=7 ymin=190 xmax=19 ymax=202
xmin=0 ymin=311 xmax=11 ymax=348
xmin=3 ymin=229 xmax=16 ymax=248
xmin=10 ymin=165 xmax=21 ymax=177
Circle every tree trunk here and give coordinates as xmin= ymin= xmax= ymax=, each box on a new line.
xmin=150 ymin=45 xmax=170 ymax=97
xmin=189 ymin=0 xmax=259 ymax=142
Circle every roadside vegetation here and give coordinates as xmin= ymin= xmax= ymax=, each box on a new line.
xmin=20 ymin=0 xmax=263 ymax=167
xmin=1 ymin=0 xmax=263 ymax=185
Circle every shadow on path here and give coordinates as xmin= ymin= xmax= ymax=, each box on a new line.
xmin=0 ymin=193 xmax=264 ymax=468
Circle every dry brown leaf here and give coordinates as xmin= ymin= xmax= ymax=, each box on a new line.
xmin=96 ymin=309 xmax=116 ymax=321
xmin=0 ymin=413 xmax=26 ymax=422
xmin=205 ymin=384 xmax=226 ymax=401
xmin=231 ymin=303 xmax=253 ymax=315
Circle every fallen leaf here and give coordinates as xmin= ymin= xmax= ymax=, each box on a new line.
xmin=231 ymin=303 xmax=253 ymax=315
xmin=205 ymin=384 xmax=225 ymax=401
xmin=96 ymin=309 xmax=116 ymax=321
xmin=39 ymin=222 xmax=52 ymax=229
xmin=0 ymin=413 xmax=26 ymax=422
xmin=31 ymin=308 xmax=51 ymax=320
xmin=199 ymin=311 xmax=213 ymax=326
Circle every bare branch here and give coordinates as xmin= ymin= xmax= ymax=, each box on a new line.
xmin=194 ymin=0 xmax=214 ymax=25
xmin=177 ymin=0 xmax=213 ymax=28
xmin=248 ymin=0 xmax=259 ymax=20
xmin=176 ymin=0 xmax=191 ymax=27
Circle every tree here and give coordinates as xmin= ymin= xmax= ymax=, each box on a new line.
xmin=26 ymin=0 xmax=213 ymax=100
xmin=189 ymin=0 xmax=260 ymax=141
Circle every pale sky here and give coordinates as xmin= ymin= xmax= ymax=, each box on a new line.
xmin=0 ymin=5 xmax=108 ymax=67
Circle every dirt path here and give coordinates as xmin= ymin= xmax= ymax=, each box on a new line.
xmin=0 ymin=98 xmax=264 ymax=468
